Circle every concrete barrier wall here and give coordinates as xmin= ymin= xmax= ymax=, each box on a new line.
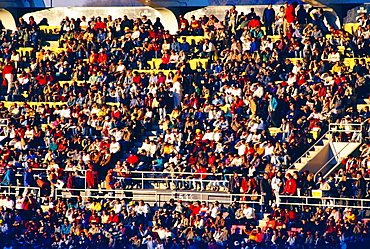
xmin=184 ymin=5 xmax=340 ymax=29
xmin=0 ymin=8 xmax=16 ymax=30
xmin=21 ymin=4 xmax=344 ymax=34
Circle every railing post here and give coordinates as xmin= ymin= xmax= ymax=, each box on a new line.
xmin=141 ymin=172 xmax=144 ymax=189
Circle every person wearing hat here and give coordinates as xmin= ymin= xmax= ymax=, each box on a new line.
xmin=142 ymin=234 xmax=156 ymax=248
xmin=281 ymin=173 xmax=297 ymax=196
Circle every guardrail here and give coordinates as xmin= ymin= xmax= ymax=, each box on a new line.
xmin=0 ymin=185 xmax=369 ymax=211
xmin=52 ymin=187 xmax=370 ymax=210
xmin=0 ymin=186 xmax=41 ymax=198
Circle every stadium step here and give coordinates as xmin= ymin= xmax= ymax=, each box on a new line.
xmin=45 ymin=40 xmax=60 ymax=48
xmin=144 ymin=130 xmax=157 ymax=136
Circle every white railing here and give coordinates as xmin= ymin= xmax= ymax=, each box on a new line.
xmin=0 ymin=185 xmax=368 ymax=210
xmin=51 ymin=187 xmax=370 ymax=210
xmin=0 ymin=186 xmax=41 ymax=198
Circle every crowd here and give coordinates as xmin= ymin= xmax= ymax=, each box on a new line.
xmin=0 ymin=1 xmax=367 ymax=248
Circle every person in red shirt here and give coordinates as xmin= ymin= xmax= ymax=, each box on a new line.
xmin=178 ymin=15 xmax=189 ymax=35
xmin=190 ymin=15 xmax=201 ymax=35
xmin=193 ymin=165 xmax=207 ymax=191
xmin=284 ymin=2 xmax=298 ymax=35
xmin=2 ymin=61 xmax=16 ymax=94
xmin=89 ymin=211 xmax=101 ymax=224
xmin=281 ymin=173 xmax=297 ymax=196
xmin=126 ymin=152 xmax=139 ymax=165
xmin=88 ymin=50 xmax=99 ymax=64
xmin=86 ymin=164 xmax=98 ymax=189
xmin=189 ymin=201 xmax=201 ymax=216
xmin=110 ymin=106 xmax=121 ymax=119
xmin=107 ymin=211 xmax=119 ymax=224
xmin=159 ymin=51 xmax=170 ymax=70
xmin=231 ymin=96 xmax=244 ymax=114
xmin=194 ymin=129 xmax=204 ymax=141
xmin=94 ymin=17 xmax=107 ymax=31
xmin=97 ymin=49 xmax=108 ymax=65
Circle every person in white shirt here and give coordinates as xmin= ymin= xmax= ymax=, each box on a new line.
xmin=142 ymin=235 xmax=157 ymax=249
xmin=3 ymin=196 xmax=14 ymax=211
xmin=60 ymin=105 xmax=71 ymax=118
xmin=15 ymin=196 xmax=24 ymax=210
xmin=164 ymin=130 xmax=175 ymax=144
xmin=109 ymin=138 xmax=121 ymax=154
xmin=155 ymin=226 xmax=166 ymax=240
xmin=210 ymin=201 xmax=221 ymax=218
xmin=172 ymin=80 xmax=183 ymax=107
xmin=271 ymin=171 xmax=283 ymax=206
xmin=253 ymin=83 xmax=264 ymax=98
xmin=234 ymin=139 xmax=246 ymax=156
xmin=203 ymin=128 xmax=215 ymax=141
xmin=140 ymin=138 xmax=152 ymax=153
xmin=243 ymin=203 xmax=256 ymax=225
xmin=202 ymin=39 xmax=216 ymax=58
xmin=263 ymin=142 xmax=275 ymax=161
xmin=135 ymin=200 xmax=150 ymax=218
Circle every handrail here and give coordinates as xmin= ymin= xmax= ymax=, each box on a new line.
xmin=51 ymin=187 xmax=370 ymax=210
xmin=0 ymin=186 xmax=367 ymax=210
xmin=288 ymin=130 xmax=330 ymax=170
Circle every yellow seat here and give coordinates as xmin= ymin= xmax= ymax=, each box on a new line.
xmin=151 ymin=58 xmax=162 ymax=69
xmin=180 ymin=36 xmax=205 ymax=45
xmin=267 ymin=35 xmax=282 ymax=42
xmin=288 ymin=58 xmax=303 ymax=64
xmin=39 ymin=25 xmax=60 ymax=35
xmin=220 ymin=104 xmax=229 ymax=113
xmin=268 ymin=127 xmax=280 ymax=137
xmin=343 ymin=23 xmax=360 ymax=35
xmin=189 ymin=58 xmax=209 ymax=70
xmin=50 ymin=47 xmax=67 ymax=54
xmin=17 ymin=47 xmax=34 ymax=59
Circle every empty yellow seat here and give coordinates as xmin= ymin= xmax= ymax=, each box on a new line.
xmin=189 ymin=58 xmax=209 ymax=70
xmin=17 ymin=47 xmax=34 ymax=58
xmin=180 ymin=36 xmax=205 ymax=45
xmin=267 ymin=35 xmax=282 ymax=42
xmin=343 ymin=23 xmax=360 ymax=35
xmin=39 ymin=25 xmax=61 ymax=35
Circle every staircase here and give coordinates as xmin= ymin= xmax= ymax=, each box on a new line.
xmin=286 ymin=132 xmax=331 ymax=175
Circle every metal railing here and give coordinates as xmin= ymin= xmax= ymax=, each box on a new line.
xmin=0 ymin=186 xmax=41 ymax=198
xmin=51 ymin=187 xmax=370 ymax=210
xmin=0 ymin=185 xmax=368 ymax=211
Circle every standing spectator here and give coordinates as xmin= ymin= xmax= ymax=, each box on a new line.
xmin=337 ymin=175 xmax=353 ymax=206
xmin=260 ymin=173 xmax=273 ymax=212
xmin=284 ymin=2 xmax=298 ymax=36
xmin=229 ymin=171 xmax=241 ymax=201
xmin=263 ymin=4 xmax=276 ymax=35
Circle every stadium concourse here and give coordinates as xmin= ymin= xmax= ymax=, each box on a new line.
xmin=0 ymin=3 xmax=369 ymax=249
